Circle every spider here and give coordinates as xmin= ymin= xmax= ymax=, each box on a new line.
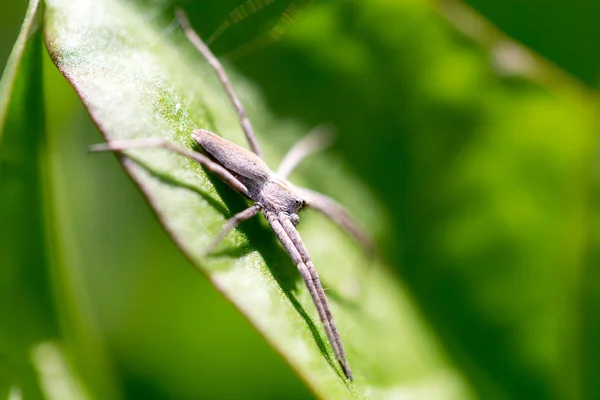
xmin=91 ymin=9 xmax=372 ymax=381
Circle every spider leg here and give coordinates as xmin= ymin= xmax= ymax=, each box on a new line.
xmin=207 ymin=203 xmax=263 ymax=252
xmin=265 ymin=211 xmax=353 ymax=381
xmin=90 ymin=138 xmax=250 ymax=197
xmin=279 ymin=214 xmax=353 ymax=380
xmin=175 ymin=8 xmax=263 ymax=159
xmin=297 ymin=187 xmax=373 ymax=254
xmin=277 ymin=124 xmax=333 ymax=179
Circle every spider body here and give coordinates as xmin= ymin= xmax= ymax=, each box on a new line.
xmin=193 ymin=129 xmax=304 ymax=221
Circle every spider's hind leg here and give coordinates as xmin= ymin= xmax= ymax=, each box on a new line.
xmin=90 ymin=137 xmax=250 ymax=197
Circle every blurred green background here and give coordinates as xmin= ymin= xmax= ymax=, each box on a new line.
xmin=1 ymin=0 xmax=599 ymax=399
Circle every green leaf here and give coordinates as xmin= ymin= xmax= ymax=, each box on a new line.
xmin=225 ymin=1 xmax=600 ymax=398
xmin=0 ymin=0 xmax=40 ymax=130
xmin=1 ymin=1 xmax=122 ymax=399
xmin=0 ymin=0 xmax=55 ymax=397
xmin=462 ymin=0 xmax=600 ymax=86
xmin=43 ymin=0 xmax=474 ymax=398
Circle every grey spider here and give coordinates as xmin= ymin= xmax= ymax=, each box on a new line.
xmin=91 ymin=9 xmax=372 ymax=381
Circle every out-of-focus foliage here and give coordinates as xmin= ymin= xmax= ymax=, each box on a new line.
xmin=0 ymin=1 xmax=53 ymax=397
xmin=195 ymin=1 xmax=599 ymax=398
xmin=1 ymin=0 xmax=599 ymax=399
xmin=463 ymin=0 xmax=600 ymax=86
xmin=0 ymin=1 xmax=123 ymax=399
xmin=222 ymin=1 xmax=600 ymax=398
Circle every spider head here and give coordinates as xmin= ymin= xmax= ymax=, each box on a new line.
xmin=259 ymin=181 xmax=306 ymax=216
xmin=289 ymin=198 xmax=306 ymax=226
xmin=295 ymin=198 xmax=306 ymax=211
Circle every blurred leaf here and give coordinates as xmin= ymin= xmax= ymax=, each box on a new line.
xmin=0 ymin=0 xmax=40 ymax=129
xmin=460 ymin=0 xmax=600 ymax=86
xmin=219 ymin=0 xmax=600 ymax=398
xmin=1 ymin=0 xmax=122 ymax=399
xmin=0 ymin=1 xmax=29 ymax=72
xmin=0 ymin=0 xmax=54 ymax=397
xmin=43 ymin=0 xmax=475 ymax=398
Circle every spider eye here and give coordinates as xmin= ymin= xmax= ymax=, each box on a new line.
xmin=297 ymin=199 xmax=305 ymax=208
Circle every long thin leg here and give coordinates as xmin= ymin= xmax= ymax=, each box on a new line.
xmin=207 ymin=203 xmax=263 ymax=252
xmin=279 ymin=214 xmax=353 ymax=380
xmin=265 ymin=212 xmax=353 ymax=381
xmin=297 ymin=187 xmax=373 ymax=254
xmin=175 ymin=9 xmax=263 ymax=159
xmin=276 ymin=124 xmax=333 ymax=179
xmin=90 ymin=138 xmax=250 ymax=197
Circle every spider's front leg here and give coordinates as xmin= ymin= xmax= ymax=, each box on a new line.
xmin=264 ymin=211 xmax=353 ymax=381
